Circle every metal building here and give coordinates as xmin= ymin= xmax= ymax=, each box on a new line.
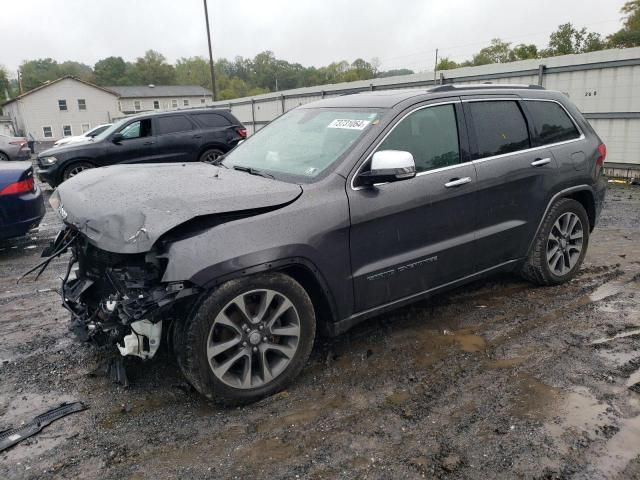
xmin=213 ymin=47 xmax=640 ymax=175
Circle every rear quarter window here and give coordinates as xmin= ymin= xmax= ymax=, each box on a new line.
xmin=192 ymin=113 xmax=232 ymax=128
xmin=467 ymin=101 xmax=530 ymax=158
xmin=525 ymin=100 xmax=580 ymax=145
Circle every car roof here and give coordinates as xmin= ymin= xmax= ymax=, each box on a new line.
xmin=300 ymin=84 xmax=547 ymax=109
xmin=124 ymin=107 xmax=233 ymax=121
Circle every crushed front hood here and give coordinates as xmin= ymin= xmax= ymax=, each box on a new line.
xmin=55 ymin=163 xmax=302 ymax=253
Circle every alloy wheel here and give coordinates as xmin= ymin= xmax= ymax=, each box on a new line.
xmin=67 ymin=165 xmax=90 ymax=178
xmin=207 ymin=289 xmax=301 ymax=389
xmin=546 ymin=212 xmax=583 ymax=276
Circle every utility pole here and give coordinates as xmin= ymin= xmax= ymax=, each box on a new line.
xmin=434 ymin=48 xmax=438 ymax=84
xmin=203 ymin=0 xmax=217 ymax=101
xmin=17 ymin=69 xmax=23 ymax=95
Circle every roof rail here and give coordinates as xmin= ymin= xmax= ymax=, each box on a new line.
xmin=429 ymin=83 xmax=545 ymax=92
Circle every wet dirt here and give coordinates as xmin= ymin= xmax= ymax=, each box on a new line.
xmin=1 ymin=184 xmax=640 ymax=479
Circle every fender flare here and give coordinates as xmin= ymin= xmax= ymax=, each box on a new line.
xmin=196 ymin=256 xmax=340 ymax=331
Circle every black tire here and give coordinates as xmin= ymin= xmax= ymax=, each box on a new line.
xmin=0 ymin=152 xmax=9 ymax=162
xmin=179 ymin=272 xmax=316 ymax=405
xmin=62 ymin=161 xmax=94 ymax=182
xmin=199 ymin=148 xmax=225 ymax=164
xmin=521 ymin=198 xmax=590 ymax=286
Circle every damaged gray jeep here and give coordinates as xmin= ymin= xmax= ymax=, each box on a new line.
xmin=39 ymin=85 xmax=607 ymax=404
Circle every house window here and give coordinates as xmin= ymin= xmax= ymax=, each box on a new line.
xmin=134 ymin=100 xmax=141 ymax=111
xmin=58 ymin=99 xmax=67 ymax=111
xmin=81 ymin=123 xmax=90 ymax=133
xmin=62 ymin=125 xmax=72 ymax=137
xmin=78 ymin=99 xmax=86 ymax=110
xmin=153 ymin=100 xmax=160 ymax=109
xmin=43 ymin=126 xmax=53 ymax=138
xmin=200 ymin=98 xmax=206 ymax=104
xmin=183 ymin=99 xmax=190 ymax=107
xmin=171 ymin=99 xmax=178 ymax=108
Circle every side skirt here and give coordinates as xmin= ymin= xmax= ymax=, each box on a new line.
xmin=328 ymin=258 xmax=522 ymax=336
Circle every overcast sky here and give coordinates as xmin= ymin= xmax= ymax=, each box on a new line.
xmin=1 ymin=0 xmax=627 ymax=76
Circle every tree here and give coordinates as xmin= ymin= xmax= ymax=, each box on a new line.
xmin=608 ymin=1 xmax=640 ymax=47
xmin=58 ymin=61 xmax=95 ymax=83
xmin=512 ymin=44 xmax=539 ymax=60
xmin=542 ymin=23 xmax=606 ymax=56
xmin=472 ymin=39 xmax=514 ymax=65
xmin=176 ymin=56 xmax=212 ymax=89
xmin=0 ymin=66 xmax=11 ymax=101
xmin=19 ymin=58 xmax=60 ymax=91
xmin=130 ymin=50 xmax=176 ymax=85
xmin=436 ymin=57 xmax=459 ymax=70
xmin=94 ymin=56 xmax=130 ymax=85
xmin=376 ymin=68 xmax=415 ymax=78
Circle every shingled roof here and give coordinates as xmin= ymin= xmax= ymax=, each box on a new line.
xmin=107 ymin=85 xmax=212 ymax=98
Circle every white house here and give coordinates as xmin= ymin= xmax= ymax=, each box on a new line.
xmin=1 ymin=76 xmax=120 ymax=141
xmin=1 ymin=77 xmax=214 ymax=141
xmin=108 ymin=85 xmax=213 ymax=115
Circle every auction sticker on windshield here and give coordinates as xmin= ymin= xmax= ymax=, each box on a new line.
xmin=327 ymin=119 xmax=371 ymax=130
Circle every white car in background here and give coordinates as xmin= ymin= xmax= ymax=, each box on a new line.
xmin=53 ymin=124 xmax=112 ymax=147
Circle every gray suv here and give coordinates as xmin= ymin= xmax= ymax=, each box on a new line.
xmin=42 ymin=84 xmax=607 ymax=404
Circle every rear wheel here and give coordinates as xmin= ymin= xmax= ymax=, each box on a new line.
xmin=62 ymin=161 xmax=94 ymax=181
xmin=0 ymin=152 xmax=9 ymax=162
xmin=199 ymin=148 xmax=225 ymax=164
xmin=179 ymin=273 xmax=316 ymax=405
xmin=521 ymin=198 xmax=589 ymax=285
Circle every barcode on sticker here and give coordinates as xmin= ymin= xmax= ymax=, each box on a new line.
xmin=327 ymin=119 xmax=370 ymax=130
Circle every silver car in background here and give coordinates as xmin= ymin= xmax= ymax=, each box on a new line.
xmin=0 ymin=134 xmax=31 ymax=161
xmin=53 ymin=124 xmax=112 ymax=147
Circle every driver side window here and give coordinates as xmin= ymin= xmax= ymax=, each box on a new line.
xmin=119 ymin=119 xmax=152 ymax=140
xmin=378 ymin=104 xmax=460 ymax=173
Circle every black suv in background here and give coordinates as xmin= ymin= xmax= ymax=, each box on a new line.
xmin=36 ymin=108 xmax=246 ymax=187
xmin=43 ymin=84 xmax=607 ymax=404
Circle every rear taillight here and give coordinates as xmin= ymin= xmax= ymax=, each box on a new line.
xmin=596 ymin=144 xmax=606 ymax=168
xmin=0 ymin=177 xmax=35 ymax=196
xmin=236 ymin=127 xmax=247 ymax=138
xmin=9 ymin=140 xmax=27 ymax=147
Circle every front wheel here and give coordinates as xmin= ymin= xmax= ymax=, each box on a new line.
xmin=521 ymin=198 xmax=590 ymax=286
xmin=178 ymin=273 xmax=316 ymax=405
xmin=199 ymin=148 xmax=225 ymax=164
xmin=62 ymin=161 xmax=94 ymax=182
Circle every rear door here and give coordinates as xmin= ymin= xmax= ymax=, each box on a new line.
xmin=348 ymin=99 xmax=479 ymax=312
xmin=106 ymin=118 xmax=159 ymax=164
xmin=463 ymin=97 xmax=557 ymax=270
xmin=191 ymin=112 xmax=237 ymax=149
xmin=154 ymin=114 xmax=201 ymax=162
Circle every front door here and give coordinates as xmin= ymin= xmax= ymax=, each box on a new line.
xmin=348 ymin=101 xmax=479 ymax=312
xmin=107 ymin=118 xmax=158 ymax=164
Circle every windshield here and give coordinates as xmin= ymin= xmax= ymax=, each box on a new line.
xmin=92 ymin=118 xmax=129 ymax=142
xmin=223 ymin=107 xmax=383 ymax=180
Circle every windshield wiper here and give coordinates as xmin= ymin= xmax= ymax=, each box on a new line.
xmin=232 ymin=165 xmax=274 ymax=179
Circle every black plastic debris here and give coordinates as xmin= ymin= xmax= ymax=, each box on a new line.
xmin=0 ymin=401 xmax=87 ymax=452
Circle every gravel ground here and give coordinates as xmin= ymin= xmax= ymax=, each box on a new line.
xmin=1 ymin=183 xmax=639 ymax=480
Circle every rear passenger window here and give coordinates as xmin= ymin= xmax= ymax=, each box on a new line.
xmin=526 ymin=100 xmax=580 ymax=145
xmin=468 ymin=101 xmax=530 ymax=158
xmin=156 ymin=115 xmax=193 ymax=135
xmin=378 ymin=104 xmax=460 ymax=173
xmin=193 ymin=113 xmax=231 ymax=128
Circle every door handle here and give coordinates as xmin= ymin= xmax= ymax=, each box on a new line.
xmin=193 ymin=134 xmax=202 ymax=139
xmin=444 ymin=177 xmax=472 ymax=188
xmin=531 ymin=157 xmax=551 ymax=167
xmin=143 ymin=141 xmax=155 ymax=145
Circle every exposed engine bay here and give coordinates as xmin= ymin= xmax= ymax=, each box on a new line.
xmin=46 ymin=228 xmax=200 ymax=359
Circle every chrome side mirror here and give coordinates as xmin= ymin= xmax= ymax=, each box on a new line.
xmin=358 ymin=150 xmax=416 ymax=186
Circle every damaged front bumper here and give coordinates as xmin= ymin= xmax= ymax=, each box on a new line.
xmin=57 ymin=229 xmax=200 ymax=359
